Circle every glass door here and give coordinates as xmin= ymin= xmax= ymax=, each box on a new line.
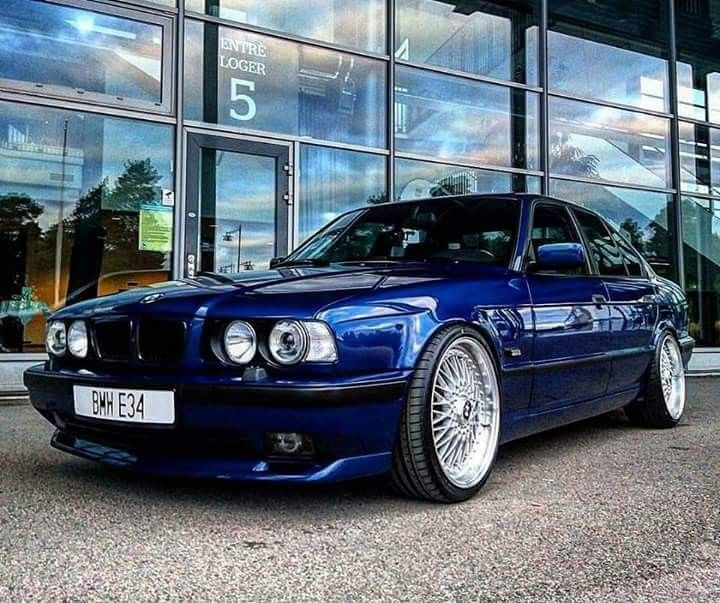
xmin=184 ymin=133 xmax=291 ymax=276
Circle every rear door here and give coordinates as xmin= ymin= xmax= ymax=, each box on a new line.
xmin=572 ymin=209 xmax=657 ymax=393
xmin=525 ymin=202 xmax=611 ymax=409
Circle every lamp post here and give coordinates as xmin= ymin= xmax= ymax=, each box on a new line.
xmin=53 ymin=119 xmax=69 ymax=308
xmin=223 ymin=225 xmax=243 ymax=272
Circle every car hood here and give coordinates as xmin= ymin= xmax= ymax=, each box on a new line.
xmin=53 ymin=262 xmax=512 ymax=320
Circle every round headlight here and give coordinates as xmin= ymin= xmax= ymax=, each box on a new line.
xmin=223 ymin=321 xmax=257 ymax=364
xmin=45 ymin=321 xmax=67 ymax=356
xmin=67 ymin=320 xmax=89 ymax=358
xmin=269 ymin=320 xmax=308 ymax=365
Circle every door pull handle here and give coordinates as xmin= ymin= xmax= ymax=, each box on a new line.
xmin=591 ymin=294 xmax=607 ymax=308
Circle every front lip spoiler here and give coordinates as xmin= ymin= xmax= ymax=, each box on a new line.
xmin=24 ymin=365 xmax=408 ymax=407
xmin=50 ymin=430 xmax=394 ymax=482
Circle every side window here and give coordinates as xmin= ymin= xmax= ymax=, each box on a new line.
xmin=573 ymin=210 xmax=627 ymax=276
xmin=611 ymin=232 xmax=645 ymax=277
xmin=527 ymin=204 xmax=587 ymax=275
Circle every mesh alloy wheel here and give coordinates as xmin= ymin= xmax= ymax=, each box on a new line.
xmin=430 ymin=337 xmax=500 ymax=488
xmin=389 ymin=326 xmax=502 ymax=502
xmin=659 ymin=335 xmax=686 ymax=420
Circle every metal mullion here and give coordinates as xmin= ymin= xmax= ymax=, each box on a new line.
xmin=43 ymin=0 xmax=170 ymax=19
xmin=548 ymin=91 xmax=675 ymax=120
xmin=676 ymin=190 xmax=720 ymax=202
xmin=172 ymin=0 xmax=185 ymax=279
xmin=388 ymin=0 xmax=395 ymax=202
xmin=549 ymin=173 xmax=676 ymax=195
xmin=394 ymin=151 xmax=544 ymax=177
xmin=184 ymin=11 xmax=390 ymax=62
xmin=394 ymin=59 xmax=543 ymax=93
xmin=677 ymin=115 xmax=720 ymax=129
xmin=0 ymin=90 xmax=177 ymax=124
xmin=181 ymin=120 xmax=389 ymax=156
xmin=101 ymin=0 xmax=179 ymax=14
xmin=540 ymin=0 xmax=549 ymax=195
xmin=669 ymin=0 xmax=685 ymax=287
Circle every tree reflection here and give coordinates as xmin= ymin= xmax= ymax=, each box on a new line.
xmin=549 ymin=133 xmax=599 ymax=177
xmin=29 ymin=158 xmax=167 ymax=307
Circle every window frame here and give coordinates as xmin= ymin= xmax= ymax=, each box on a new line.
xmin=0 ymin=0 xmax=175 ymax=115
xmin=608 ymin=224 xmax=648 ymax=279
xmin=522 ymin=198 xmax=593 ymax=276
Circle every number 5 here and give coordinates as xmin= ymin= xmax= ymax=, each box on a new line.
xmin=230 ymin=78 xmax=257 ymax=121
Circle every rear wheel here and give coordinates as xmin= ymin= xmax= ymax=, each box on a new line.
xmin=626 ymin=332 xmax=686 ymax=428
xmin=389 ymin=326 xmax=501 ymax=503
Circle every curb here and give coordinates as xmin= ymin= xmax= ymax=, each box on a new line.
xmin=0 ymin=396 xmax=29 ymax=407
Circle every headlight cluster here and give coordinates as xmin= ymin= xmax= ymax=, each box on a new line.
xmin=221 ymin=319 xmax=337 ymax=365
xmin=45 ymin=320 xmax=88 ymax=358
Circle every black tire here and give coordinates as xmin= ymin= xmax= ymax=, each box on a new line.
xmin=389 ymin=325 xmax=501 ymax=503
xmin=625 ymin=332 xmax=686 ymax=428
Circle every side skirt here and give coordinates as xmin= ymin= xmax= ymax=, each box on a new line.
xmin=499 ymin=387 xmax=639 ymax=444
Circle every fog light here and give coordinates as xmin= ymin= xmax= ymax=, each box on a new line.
xmin=267 ymin=432 xmax=314 ymax=456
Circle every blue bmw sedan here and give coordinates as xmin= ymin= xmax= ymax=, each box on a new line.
xmin=25 ymin=194 xmax=694 ymax=502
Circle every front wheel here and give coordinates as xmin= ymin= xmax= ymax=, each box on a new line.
xmin=626 ymin=332 xmax=686 ymax=428
xmin=389 ymin=326 xmax=501 ymax=503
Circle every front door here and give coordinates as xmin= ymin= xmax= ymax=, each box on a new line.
xmin=184 ymin=133 xmax=292 ymax=276
xmin=525 ymin=202 xmax=611 ymax=408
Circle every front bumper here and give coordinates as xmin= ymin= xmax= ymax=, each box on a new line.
xmin=24 ymin=365 xmax=409 ymax=482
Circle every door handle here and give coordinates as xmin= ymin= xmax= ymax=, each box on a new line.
xmin=592 ymin=294 xmax=607 ymax=308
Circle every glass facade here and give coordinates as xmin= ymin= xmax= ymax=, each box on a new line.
xmin=0 ymin=100 xmax=174 ymax=353
xmin=2 ymin=0 xmax=720 ymax=368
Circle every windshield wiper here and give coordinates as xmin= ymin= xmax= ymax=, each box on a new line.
xmin=273 ymin=258 xmax=331 ymax=268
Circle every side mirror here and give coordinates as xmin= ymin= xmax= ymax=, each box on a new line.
xmin=535 ymin=243 xmax=585 ymax=271
xmin=269 ymin=257 xmax=285 ymax=269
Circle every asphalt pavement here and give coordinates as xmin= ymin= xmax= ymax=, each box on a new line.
xmin=1 ymin=380 xmax=719 ymax=601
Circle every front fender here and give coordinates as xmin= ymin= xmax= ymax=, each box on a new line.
xmin=319 ymin=297 xmax=442 ymax=372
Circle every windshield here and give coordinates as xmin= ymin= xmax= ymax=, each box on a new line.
xmin=287 ymin=197 xmax=521 ymax=266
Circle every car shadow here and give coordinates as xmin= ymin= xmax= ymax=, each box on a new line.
xmin=32 ymin=408 xmax=647 ymax=515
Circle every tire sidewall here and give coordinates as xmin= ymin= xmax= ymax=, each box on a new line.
xmin=419 ymin=325 xmax=502 ymax=501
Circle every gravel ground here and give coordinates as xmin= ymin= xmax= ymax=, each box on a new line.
xmin=1 ymin=380 xmax=719 ymax=602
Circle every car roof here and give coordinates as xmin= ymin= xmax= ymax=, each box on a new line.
xmin=384 ymin=192 xmax=607 ymax=222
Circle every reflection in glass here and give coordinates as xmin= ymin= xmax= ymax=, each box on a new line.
xmin=678 ymin=122 xmax=720 ymax=197
xmin=682 ymin=196 xmax=720 ymax=346
xmin=0 ymin=101 xmax=174 ymax=354
xmin=395 ymin=65 xmax=539 ymax=169
xmin=185 ymin=0 xmax=386 ymax=54
xmin=676 ymin=1 xmax=720 ymax=123
xmin=549 ymin=2 xmax=669 ymax=54
xmin=298 ymin=146 xmax=386 ymax=242
xmin=395 ymin=0 xmax=539 ymax=85
xmin=549 ymin=97 xmax=671 ymax=189
xmin=395 ymin=158 xmax=540 ymax=200
xmin=548 ymin=31 xmax=668 ymax=112
xmin=185 ymin=21 xmax=386 ymax=148
xmin=0 ymin=0 xmax=165 ymax=109
xmin=199 ymin=150 xmax=276 ymax=272
xmin=549 ymin=179 xmax=675 ymax=280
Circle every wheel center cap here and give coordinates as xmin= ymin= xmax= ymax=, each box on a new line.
xmin=462 ymin=400 xmax=472 ymax=421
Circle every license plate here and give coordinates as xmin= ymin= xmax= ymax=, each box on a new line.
xmin=73 ymin=386 xmax=175 ymax=425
